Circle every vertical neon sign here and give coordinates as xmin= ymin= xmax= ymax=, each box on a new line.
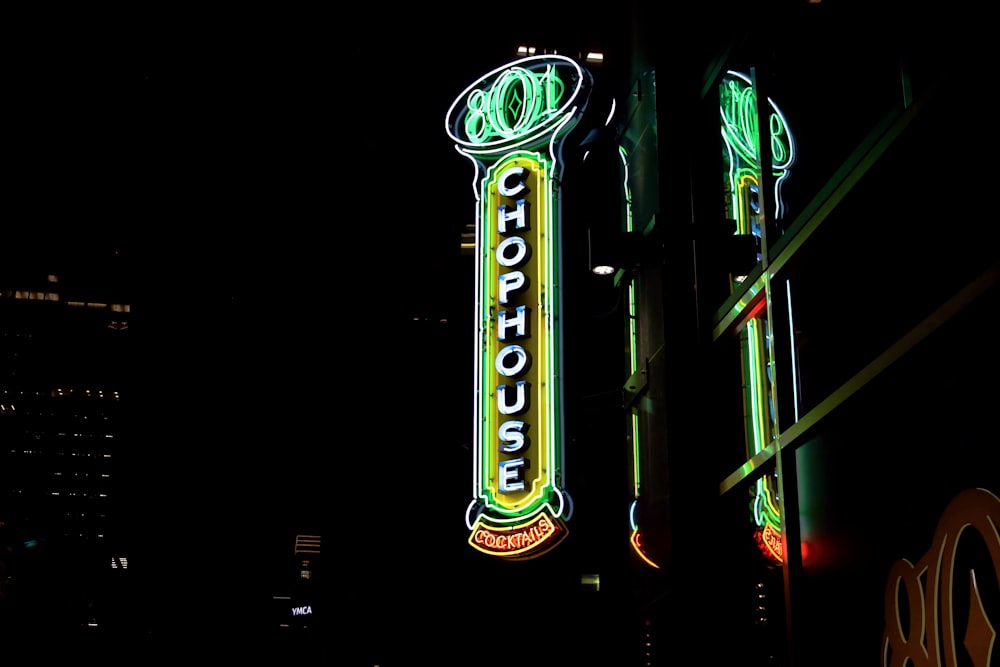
xmin=720 ymin=70 xmax=795 ymax=565
xmin=446 ymin=56 xmax=591 ymax=559
xmin=618 ymin=144 xmax=660 ymax=569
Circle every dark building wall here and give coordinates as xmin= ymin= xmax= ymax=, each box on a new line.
xmin=608 ymin=3 xmax=999 ymax=666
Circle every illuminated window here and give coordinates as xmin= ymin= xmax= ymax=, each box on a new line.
xmin=294 ymin=535 xmax=320 ymax=554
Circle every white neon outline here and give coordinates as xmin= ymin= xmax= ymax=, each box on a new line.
xmin=786 ymin=279 xmax=800 ymax=423
xmin=454 ymin=59 xmax=590 ymax=547
xmin=467 ymin=499 xmax=567 ymax=531
xmin=720 ymin=70 xmax=797 ymax=220
xmin=445 ymin=55 xmax=586 ymax=154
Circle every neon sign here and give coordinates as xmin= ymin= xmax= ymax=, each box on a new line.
xmin=720 ymin=69 xmax=795 ymax=241
xmin=447 ymin=56 xmax=591 ymax=559
xmin=882 ymin=487 xmax=1000 ymax=666
xmin=614 ymin=141 xmax=660 ymax=569
xmin=720 ymin=70 xmax=796 ymax=565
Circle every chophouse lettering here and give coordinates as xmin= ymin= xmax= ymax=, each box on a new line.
xmin=495 ymin=165 xmax=532 ymax=495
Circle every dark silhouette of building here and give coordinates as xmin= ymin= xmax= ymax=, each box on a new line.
xmin=0 ymin=246 xmax=133 ymax=636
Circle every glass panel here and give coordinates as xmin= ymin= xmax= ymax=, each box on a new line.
xmin=621 ymin=68 xmax=659 ymax=234
xmin=770 ymin=77 xmax=1000 ymax=417
xmin=794 ymin=278 xmax=1000 ymax=665
xmin=711 ymin=323 xmax=759 ymax=479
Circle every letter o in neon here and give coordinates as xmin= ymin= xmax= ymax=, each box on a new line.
xmin=496 ymin=236 xmax=528 ymax=267
xmin=496 ymin=345 xmax=529 ymax=376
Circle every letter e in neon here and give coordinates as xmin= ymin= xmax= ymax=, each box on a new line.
xmin=499 ymin=458 xmax=526 ymax=492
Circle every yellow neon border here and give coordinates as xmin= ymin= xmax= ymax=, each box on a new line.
xmin=477 ymin=152 xmax=555 ymax=516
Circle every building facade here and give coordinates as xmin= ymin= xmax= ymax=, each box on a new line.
xmin=450 ymin=4 xmax=998 ymax=665
xmin=590 ymin=4 xmax=998 ymax=666
xmin=0 ymin=248 xmax=133 ymax=634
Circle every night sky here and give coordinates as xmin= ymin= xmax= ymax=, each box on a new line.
xmin=6 ymin=7 xmax=609 ymax=657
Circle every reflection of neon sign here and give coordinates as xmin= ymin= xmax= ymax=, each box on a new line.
xmin=720 ymin=70 xmax=795 ymax=235
xmin=754 ymin=518 xmax=783 ymax=562
xmin=745 ymin=316 xmax=782 ymax=565
xmin=882 ymin=487 xmax=1000 ymax=666
xmin=447 ymin=56 xmax=591 ymax=560
xmin=629 ymin=499 xmax=660 ymax=569
xmin=618 ymin=143 xmax=660 ymax=569
xmin=720 ymin=71 xmax=795 ymax=566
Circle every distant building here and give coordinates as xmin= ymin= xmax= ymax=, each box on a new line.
xmin=270 ymin=533 xmax=320 ymax=633
xmin=0 ymin=247 xmax=132 ymax=633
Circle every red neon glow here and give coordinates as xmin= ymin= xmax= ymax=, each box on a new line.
xmin=744 ymin=294 xmax=767 ymax=321
xmin=630 ymin=529 xmax=661 ymax=569
xmin=755 ymin=523 xmax=783 ymax=564
xmin=470 ymin=513 xmax=564 ymax=557
xmin=755 ymin=527 xmax=814 ymax=565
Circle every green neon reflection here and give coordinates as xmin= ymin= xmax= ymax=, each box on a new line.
xmin=619 ymin=144 xmax=657 ymax=568
xmin=720 ymin=70 xmax=795 ymax=227
xmin=721 ymin=71 xmax=794 ymax=565
xmin=628 ymin=279 xmax=639 ymax=497
xmin=622 ymin=145 xmax=640 ymax=498
xmin=743 ymin=316 xmax=781 ymax=564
